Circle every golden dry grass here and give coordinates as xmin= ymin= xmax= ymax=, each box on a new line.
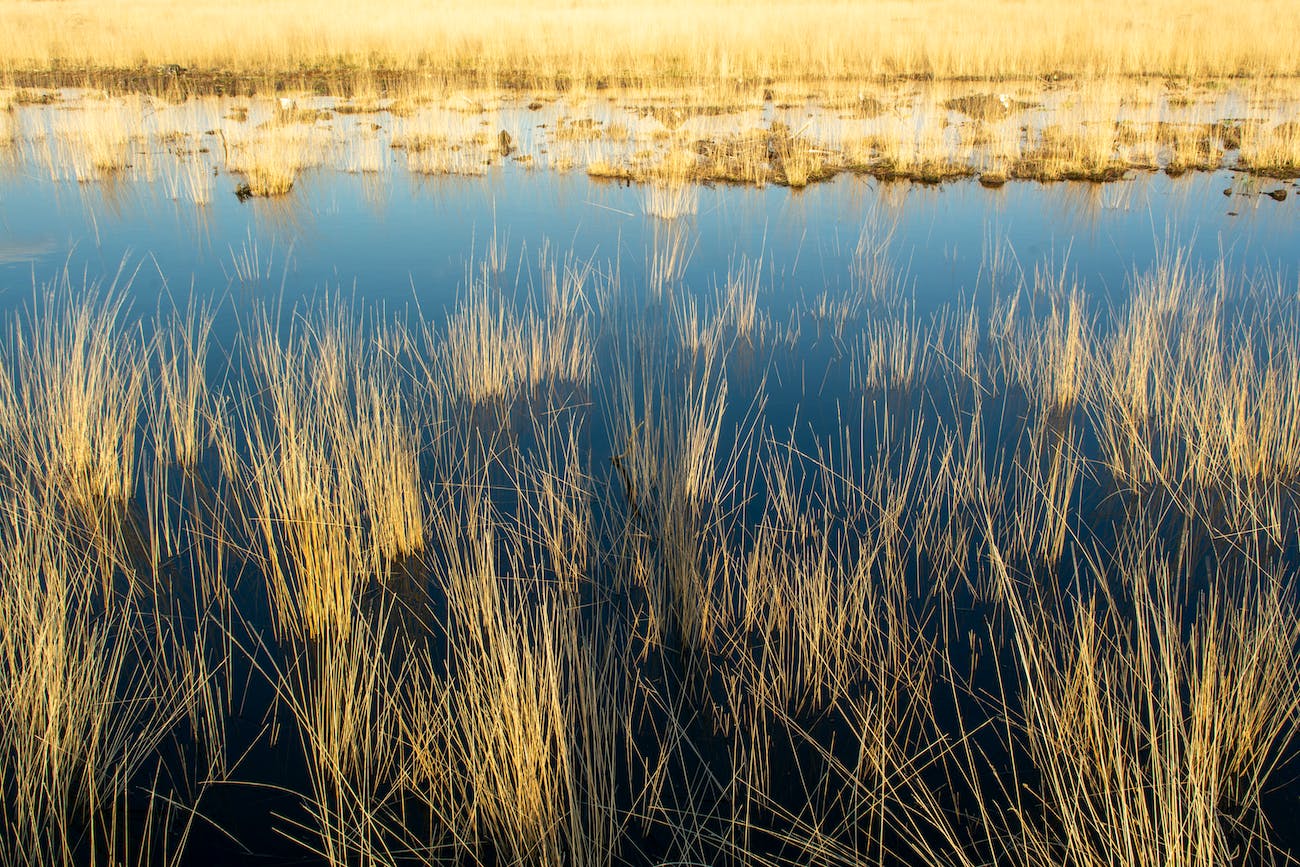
xmin=433 ymin=253 xmax=592 ymax=404
xmin=241 ymin=301 xmax=426 ymax=640
xmin=152 ymin=298 xmax=215 ymax=470
xmin=0 ymin=276 xmax=146 ymax=515
xmin=44 ymin=98 xmax=142 ymax=182
xmin=2 ymin=0 xmax=1299 ymax=86
xmin=224 ymin=122 xmax=325 ymax=196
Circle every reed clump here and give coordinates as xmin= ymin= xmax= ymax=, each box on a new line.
xmin=0 ymin=464 xmax=200 ymax=866
xmin=241 ymin=302 xmax=426 ymax=640
xmin=225 ymin=122 xmax=323 ymax=196
xmin=432 ymin=256 xmax=593 ymax=404
xmin=0 ymin=277 xmax=145 ymax=515
xmin=983 ymin=533 xmax=1300 ymax=867
xmin=1238 ymin=119 xmax=1300 ymax=177
xmin=46 ymin=98 xmax=144 ymax=183
xmin=152 ymin=298 xmax=216 ymax=470
xmin=6 ymin=80 xmax=1300 ymax=199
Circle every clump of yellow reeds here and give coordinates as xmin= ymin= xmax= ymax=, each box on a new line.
xmin=986 ymin=530 xmax=1300 ymax=867
xmin=734 ymin=423 xmax=939 ymax=717
xmin=0 ymin=483 xmax=195 ymax=866
xmin=0 ymin=273 xmax=146 ymax=515
xmin=1086 ymin=249 xmax=1300 ymax=526
xmin=851 ymin=308 xmax=937 ymax=394
xmin=432 ymin=253 xmax=593 ymax=404
xmin=342 ymin=133 xmax=387 ymax=173
xmin=1014 ymin=122 xmax=1125 ymax=181
xmin=163 ymin=145 xmax=215 ymax=204
xmin=152 ymin=297 xmax=216 ymax=470
xmin=605 ymin=334 xmax=733 ymax=653
xmin=387 ymin=482 xmax=619 ymax=867
xmin=225 ymin=122 xmax=324 ymax=196
xmin=45 ymin=97 xmax=143 ymax=182
xmin=670 ymin=254 xmax=759 ymax=358
xmin=812 ymin=205 xmax=901 ymax=335
xmin=991 ymin=263 xmax=1091 ymax=417
xmin=273 ymin=608 xmax=404 ymax=865
xmin=847 ymin=106 xmax=971 ymax=183
xmin=1238 ymin=118 xmax=1300 ymax=178
xmin=392 ymin=108 xmax=498 ymax=176
xmin=241 ymin=302 xmax=425 ymax=640
xmin=0 ymin=102 xmax=14 ymax=152
xmin=1038 ymin=287 xmax=1088 ymax=415
xmin=665 ymin=255 xmax=762 ymax=358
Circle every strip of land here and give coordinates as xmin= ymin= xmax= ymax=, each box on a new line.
xmin=2 ymin=0 xmax=1299 ymax=89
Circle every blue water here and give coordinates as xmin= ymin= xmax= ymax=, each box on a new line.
xmin=2 ymin=162 xmax=1295 ymax=326
xmin=3 ymin=147 xmax=1300 ymax=867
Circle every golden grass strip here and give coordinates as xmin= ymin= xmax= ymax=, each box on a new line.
xmin=4 ymin=0 xmax=1300 ymax=86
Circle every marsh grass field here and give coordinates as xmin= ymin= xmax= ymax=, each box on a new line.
xmin=2 ymin=1 xmax=1300 ymax=865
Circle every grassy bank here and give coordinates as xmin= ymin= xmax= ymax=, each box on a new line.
xmin=2 ymin=0 xmax=1300 ymax=91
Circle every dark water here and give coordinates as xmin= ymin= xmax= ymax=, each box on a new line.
xmin=2 ymin=160 xmax=1299 ymax=865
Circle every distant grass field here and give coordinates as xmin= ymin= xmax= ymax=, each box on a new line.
xmin=1 ymin=0 xmax=1298 ymax=89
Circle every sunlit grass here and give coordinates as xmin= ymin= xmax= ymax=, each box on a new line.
xmin=3 ymin=0 xmax=1299 ymax=86
xmin=0 ymin=230 xmax=1296 ymax=865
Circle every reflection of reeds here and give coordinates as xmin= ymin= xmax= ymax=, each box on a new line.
xmin=646 ymin=221 xmax=693 ymax=301
xmin=643 ymin=180 xmax=697 ymax=220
